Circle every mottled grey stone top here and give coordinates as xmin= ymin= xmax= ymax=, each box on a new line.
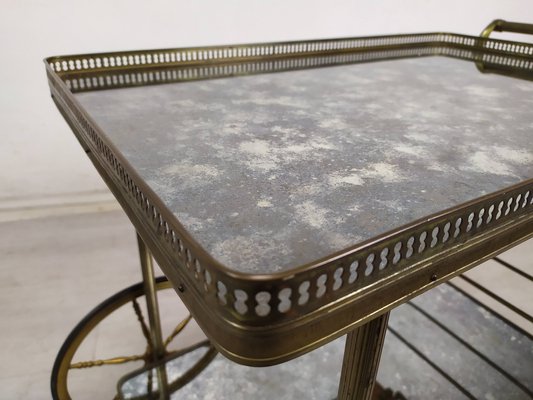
xmin=75 ymin=56 xmax=533 ymax=274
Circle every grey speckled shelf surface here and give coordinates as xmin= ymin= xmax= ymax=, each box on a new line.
xmin=75 ymin=56 xmax=533 ymax=274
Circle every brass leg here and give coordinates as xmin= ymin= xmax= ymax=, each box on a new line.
xmin=338 ymin=312 xmax=390 ymax=400
xmin=137 ymin=233 xmax=169 ymax=399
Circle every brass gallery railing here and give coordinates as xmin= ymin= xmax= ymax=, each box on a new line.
xmin=48 ymin=32 xmax=533 ymax=92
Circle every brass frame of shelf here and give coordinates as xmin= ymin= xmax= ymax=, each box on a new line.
xmin=45 ymin=28 xmax=533 ymax=366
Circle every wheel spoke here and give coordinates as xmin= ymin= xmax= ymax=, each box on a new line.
xmin=70 ymin=354 xmax=146 ymax=369
xmin=132 ymin=298 xmax=153 ymax=347
xmin=163 ymin=315 xmax=192 ymax=349
xmin=52 ymin=278 xmax=174 ymax=399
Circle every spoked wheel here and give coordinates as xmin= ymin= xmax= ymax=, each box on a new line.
xmin=51 ymin=276 xmax=216 ymax=400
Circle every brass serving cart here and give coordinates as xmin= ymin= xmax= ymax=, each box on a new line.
xmin=45 ymin=19 xmax=533 ymax=399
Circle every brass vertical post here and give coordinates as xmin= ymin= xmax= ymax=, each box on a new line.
xmin=337 ymin=312 xmax=390 ymax=400
xmin=137 ymin=233 xmax=169 ymax=399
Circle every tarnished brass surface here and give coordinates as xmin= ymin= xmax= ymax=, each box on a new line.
xmin=45 ymin=25 xmax=533 ymax=367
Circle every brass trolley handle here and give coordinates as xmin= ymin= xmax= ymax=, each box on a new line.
xmin=476 ymin=19 xmax=533 ymax=77
xmin=481 ymin=19 xmax=533 ymax=39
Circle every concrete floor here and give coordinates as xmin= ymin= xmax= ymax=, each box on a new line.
xmin=0 ymin=208 xmax=531 ymax=399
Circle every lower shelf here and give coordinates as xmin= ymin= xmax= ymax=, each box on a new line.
xmin=118 ymin=281 xmax=532 ymax=399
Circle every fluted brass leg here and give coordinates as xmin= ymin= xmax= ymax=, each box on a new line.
xmin=338 ymin=312 xmax=390 ymax=400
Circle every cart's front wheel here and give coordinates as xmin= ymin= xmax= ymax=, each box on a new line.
xmin=51 ymin=277 xmax=215 ymax=400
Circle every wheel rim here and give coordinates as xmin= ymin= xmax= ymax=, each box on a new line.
xmin=51 ymin=277 xmax=211 ymax=399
